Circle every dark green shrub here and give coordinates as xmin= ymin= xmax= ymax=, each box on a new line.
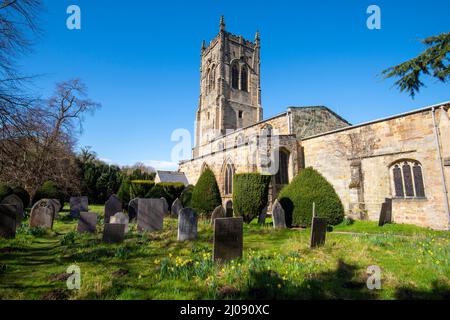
xmin=130 ymin=180 xmax=155 ymax=199
xmin=233 ymin=173 xmax=271 ymax=223
xmin=0 ymin=184 xmax=13 ymax=202
xmin=158 ymin=182 xmax=185 ymax=206
xmin=12 ymin=186 xmax=30 ymax=208
xmin=145 ymin=184 xmax=170 ymax=202
xmin=191 ymin=169 xmax=221 ymax=216
xmin=278 ymin=167 xmax=344 ymax=227
xmin=117 ymin=178 xmax=131 ymax=205
xmin=33 ymin=181 xmax=65 ymax=207
xmin=180 ymin=185 xmax=194 ymax=207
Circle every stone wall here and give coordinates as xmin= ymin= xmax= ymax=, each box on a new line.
xmin=301 ymin=105 xmax=450 ymax=230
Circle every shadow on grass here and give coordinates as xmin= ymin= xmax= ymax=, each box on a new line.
xmin=394 ymin=281 xmax=450 ymax=300
xmin=236 ymin=259 xmax=379 ymax=300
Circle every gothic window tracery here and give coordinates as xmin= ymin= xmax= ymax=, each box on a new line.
xmin=390 ymin=160 xmax=425 ymax=198
xmin=241 ymin=65 xmax=248 ymax=91
xmin=231 ymin=63 xmax=239 ymax=89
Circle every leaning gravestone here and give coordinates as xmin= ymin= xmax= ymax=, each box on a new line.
xmin=102 ymin=223 xmax=126 ymax=244
xmin=77 ymin=212 xmax=98 ymax=234
xmin=105 ymin=195 xmax=122 ymax=224
xmin=258 ymin=206 xmax=268 ymax=225
xmin=310 ymin=217 xmax=328 ymax=248
xmin=110 ymin=212 xmax=129 ymax=233
xmin=171 ymin=198 xmax=183 ymax=217
xmin=128 ymin=198 xmax=139 ymax=222
xmin=30 ymin=199 xmax=55 ymax=229
xmin=210 ymin=205 xmax=225 ymax=225
xmin=0 ymin=204 xmax=17 ymax=239
xmin=49 ymin=199 xmax=61 ymax=219
xmin=1 ymin=194 xmax=24 ymax=225
xmin=378 ymin=198 xmax=393 ymax=227
xmin=161 ymin=197 xmax=169 ymax=216
xmin=178 ymin=208 xmax=198 ymax=241
xmin=272 ymin=200 xmax=286 ymax=229
xmin=137 ymin=199 xmax=165 ymax=233
xmin=213 ymin=217 xmax=243 ymax=263
xmin=70 ymin=196 xmax=88 ymax=218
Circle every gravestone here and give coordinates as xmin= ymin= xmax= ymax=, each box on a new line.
xmin=77 ymin=212 xmax=98 ymax=234
xmin=0 ymin=204 xmax=17 ymax=239
xmin=310 ymin=217 xmax=328 ymax=248
xmin=110 ymin=212 xmax=129 ymax=233
xmin=272 ymin=200 xmax=286 ymax=229
xmin=128 ymin=198 xmax=139 ymax=222
xmin=161 ymin=197 xmax=169 ymax=216
xmin=171 ymin=198 xmax=183 ymax=217
xmin=105 ymin=195 xmax=122 ymax=224
xmin=177 ymin=208 xmax=198 ymax=241
xmin=49 ymin=199 xmax=61 ymax=218
xmin=30 ymin=199 xmax=55 ymax=229
xmin=1 ymin=194 xmax=24 ymax=224
xmin=70 ymin=196 xmax=88 ymax=218
xmin=137 ymin=199 xmax=165 ymax=233
xmin=378 ymin=198 xmax=393 ymax=227
xmin=225 ymin=201 xmax=233 ymax=218
xmin=213 ymin=217 xmax=243 ymax=263
xmin=102 ymin=223 xmax=126 ymax=244
xmin=258 ymin=206 xmax=268 ymax=225
xmin=210 ymin=205 xmax=225 ymax=225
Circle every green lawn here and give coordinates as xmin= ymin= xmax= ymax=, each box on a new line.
xmin=0 ymin=205 xmax=449 ymax=300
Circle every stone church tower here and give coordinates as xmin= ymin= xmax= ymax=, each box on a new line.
xmin=193 ymin=17 xmax=263 ymax=157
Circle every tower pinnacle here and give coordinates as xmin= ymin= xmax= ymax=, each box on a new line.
xmin=220 ymin=16 xmax=226 ymax=32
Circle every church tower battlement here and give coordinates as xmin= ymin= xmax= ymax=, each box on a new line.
xmin=193 ymin=17 xmax=262 ymax=157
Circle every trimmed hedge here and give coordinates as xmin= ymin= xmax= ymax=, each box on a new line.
xmin=11 ymin=186 xmax=30 ymax=208
xmin=278 ymin=167 xmax=344 ymax=227
xmin=33 ymin=181 xmax=65 ymax=207
xmin=158 ymin=182 xmax=185 ymax=207
xmin=145 ymin=184 xmax=170 ymax=201
xmin=130 ymin=180 xmax=155 ymax=199
xmin=191 ymin=169 xmax=222 ymax=216
xmin=0 ymin=184 xmax=13 ymax=202
xmin=180 ymin=185 xmax=194 ymax=207
xmin=233 ymin=173 xmax=271 ymax=223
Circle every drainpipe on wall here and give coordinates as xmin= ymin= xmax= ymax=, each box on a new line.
xmin=431 ymin=106 xmax=450 ymax=230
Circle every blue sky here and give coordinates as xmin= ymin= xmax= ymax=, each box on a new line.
xmin=20 ymin=0 xmax=450 ymax=170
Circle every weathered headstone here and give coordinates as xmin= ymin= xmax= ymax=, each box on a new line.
xmin=0 ymin=204 xmax=17 ymax=239
xmin=77 ymin=212 xmax=98 ymax=234
xmin=225 ymin=201 xmax=233 ymax=218
xmin=1 ymin=194 xmax=24 ymax=224
xmin=49 ymin=199 xmax=61 ymax=217
xmin=161 ymin=197 xmax=169 ymax=216
xmin=102 ymin=223 xmax=125 ymax=244
xmin=178 ymin=208 xmax=198 ymax=241
xmin=137 ymin=199 xmax=165 ymax=233
xmin=70 ymin=196 xmax=88 ymax=218
xmin=110 ymin=212 xmax=129 ymax=233
xmin=210 ymin=205 xmax=225 ymax=225
xmin=171 ymin=198 xmax=183 ymax=217
xmin=272 ymin=200 xmax=286 ymax=229
xmin=378 ymin=198 xmax=393 ymax=227
xmin=310 ymin=217 xmax=328 ymax=248
xmin=30 ymin=199 xmax=55 ymax=229
xmin=213 ymin=217 xmax=243 ymax=263
xmin=258 ymin=206 xmax=268 ymax=225
xmin=105 ymin=195 xmax=122 ymax=224
xmin=128 ymin=198 xmax=139 ymax=222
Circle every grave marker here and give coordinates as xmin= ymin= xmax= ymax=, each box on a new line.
xmin=77 ymin=212 xmax=98 ymax=234
xmin=30 ymin=199 xmax=55 ymax=229
xmin=105 ymin=195 xmax=122 ymax=224
xmin=272 ymin=200 xmax=286 ymax=229
xmin=137 ymin=199 xmax=164 ymax=233
xmin=177 ymin=208 xmax=198 ymax=241
xmin=102 ymin=223 xmax=126 ymax=244
xmin=0 ymin=204 xmax=17 ymax=239
xmin=213 ymin=217 xmax=243 ymax=263
xmin=310 ymin=217 xmax=327 ymax=248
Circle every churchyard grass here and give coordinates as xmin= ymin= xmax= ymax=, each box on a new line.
xmin=0 ymin=205 xmax=449 ymax=300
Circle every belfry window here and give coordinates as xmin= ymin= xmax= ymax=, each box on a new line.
xmin=225 ymin=163 xmax=234 ymax=195
xmin=391 ymin=160 xmax=426 ymax=198
xmin=240 ymin=66 xmax=248 ymax=91
xmin=231 ymin=63 xmax=239 ymax=89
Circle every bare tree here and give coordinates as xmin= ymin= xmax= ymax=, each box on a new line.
xmin=0 ymin=79 xmax=100 ymax=199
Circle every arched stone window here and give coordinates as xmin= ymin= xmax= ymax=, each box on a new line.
xmin=224 ymin=163 xmax=234 ymax=195
xmin=231 ymin=63 xmax=239 ymax=89
xmin=209 ymin=66 xmax=216 ymax=91
xmin=240 ymin=65 xmax=248 ymax=91
xmin=275 ymin=149 xmax=290 ymax=185
xmin=390 ymin=160 xmax=426 ymax=198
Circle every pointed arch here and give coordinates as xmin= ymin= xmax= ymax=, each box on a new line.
xmin=231 ymin=62 xmax=239 ymax=89
xmin=222 ymin=158 xmax=235 ymax=195
xmin=275 ymin=147 xmax=290 ymax=185
xmin=240 ymin=65 xmax=248 ymax=91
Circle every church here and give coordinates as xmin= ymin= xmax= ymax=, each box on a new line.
xmin=179 ymin=17 xmax=450 ymax=230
